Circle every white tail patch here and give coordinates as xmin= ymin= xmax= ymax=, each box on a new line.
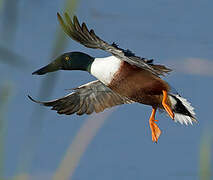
xmin=169 ymin=94 xmax=197 ymax=125
xmin=173 ymin=113 xmax=196 ymax=125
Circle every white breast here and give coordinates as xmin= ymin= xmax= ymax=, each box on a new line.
xmin=90 ymin=56 xmax=122 ymax=85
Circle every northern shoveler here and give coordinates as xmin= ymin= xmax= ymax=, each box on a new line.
xmin=29 ymin=13 xmax=197 ymax=143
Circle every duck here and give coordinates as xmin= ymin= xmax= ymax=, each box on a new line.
xmin=29 ymin=13 xmax=196 ymax=143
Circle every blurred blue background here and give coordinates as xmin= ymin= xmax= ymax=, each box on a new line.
xmin=0 ymin=0 xmax=212 ymax=179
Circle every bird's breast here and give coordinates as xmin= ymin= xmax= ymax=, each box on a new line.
xmin=90 ymin=56 xmax=122 ymax=85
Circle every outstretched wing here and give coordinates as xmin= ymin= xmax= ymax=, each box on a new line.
xmin=28 ymin=80 xmax=133 ymax=115
xmin=57 ymin=13 xmax=171 ymax=76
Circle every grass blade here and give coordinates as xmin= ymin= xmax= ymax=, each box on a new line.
xmin=15 ymin=0 xmax=79 ymax=177
xmin=199 ymin=131 xmax=212 ymax=180
xmin=0 ymin=46 xmax=27 ymax=68
xmin=0 ymin=83 xmax=12 ymax=179
xmin=52 ymin=109 xmax=115 ymax=180
xmin=0 ymin=0 xmax=3 ymax=11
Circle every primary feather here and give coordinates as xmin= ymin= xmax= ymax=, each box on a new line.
xmin=28 ymin=80 xmax=133 ymax=115
xmin=57 ymin=13 xmax=172 ymax=76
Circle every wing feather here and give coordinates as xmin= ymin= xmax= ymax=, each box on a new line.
xmin=28 ymin=80 xmax=133 ymax=116
xmin=57 ymin=13 xmax=172 ymax=76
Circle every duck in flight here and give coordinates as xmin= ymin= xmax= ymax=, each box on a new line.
xmin=29 ymin=13 xmax=196 ymax=143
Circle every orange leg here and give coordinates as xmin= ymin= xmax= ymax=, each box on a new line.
xmin=149 ymin=108 xmax=161 ymax=143
xmin=162 ymin=90 xmax=174 ymax=120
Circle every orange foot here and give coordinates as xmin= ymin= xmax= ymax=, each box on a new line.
xmin=149 ymin=108 xmax=161 ymax=143
xmin=162 ymin=90 xmax=174 ymax=119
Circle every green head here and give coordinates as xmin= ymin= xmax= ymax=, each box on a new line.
xmin=32 ymin=52 xmax=94 ymax=75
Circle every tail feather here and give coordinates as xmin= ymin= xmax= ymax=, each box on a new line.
xmin=169 ymin=94 xmax=197 ymax=125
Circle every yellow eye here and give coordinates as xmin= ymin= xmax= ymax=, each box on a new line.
xmin=65 ymin=56 xmax=70 ymax=61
